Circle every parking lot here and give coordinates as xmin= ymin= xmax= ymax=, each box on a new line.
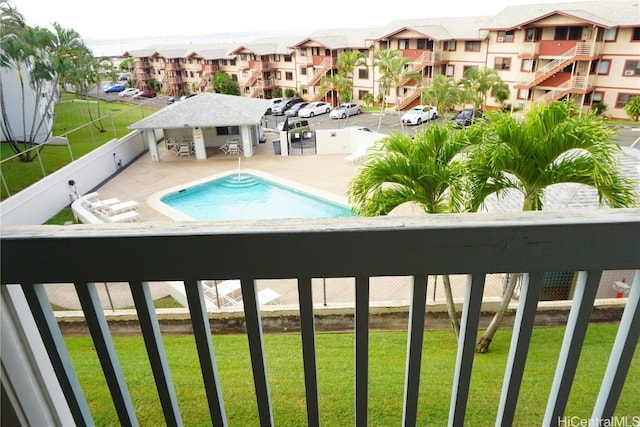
xmin=263 ymin=108 xmax=444 ymax=137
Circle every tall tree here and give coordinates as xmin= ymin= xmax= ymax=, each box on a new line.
xmin=211 ymin=72 xmax=240 ymax=95
xmin=336 ymin=50 xmax=367 ymax=103
xmin=347 ymin=126 xmax=471 ymax=337
xmin=0 ymin=19 xmax=57 ymax=160
xmin=422 ymin=74 xmax=459 ymax=119
xmin=458 ymin=66 xmax=507 ymax=113
xmin=0 ymin=0 xmax=26 ymax=146
xmin=466 ymin=101 xmax=638 ymax=353
xmin=50 ymin=22 xmax=85 ymax=97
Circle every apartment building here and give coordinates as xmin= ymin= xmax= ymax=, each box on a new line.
xmin=123 ymin=0 xmax=639 ymax=120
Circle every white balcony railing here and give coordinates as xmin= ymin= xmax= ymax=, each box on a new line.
xmin=1 ymin=209 xmax=639 ymax=426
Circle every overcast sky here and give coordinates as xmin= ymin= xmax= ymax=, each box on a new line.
xmin=11 ymin=0 xmax=567 ymax=55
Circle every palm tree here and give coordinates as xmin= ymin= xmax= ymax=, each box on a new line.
xmin=374 ymin=49 xmax=422 ymax=130
xmin=0 ymin=21 xmax=56 ymax=160
xmin=422 ymin=74 xmax=459 ymax=119
xmin=347 ymin=125 xmax=471 ymax=337
xmin=336 ymin=50 xmax=367 ymax=102
xmin=0 ymin=0 xmax=26 ymax=148
xmin=466 ymin=101 xmax=638 ymax=353
xmin=458 ymin=66 xmax=507 ymax=114
xmin=50 ymin=22 xmax=85 ymax=98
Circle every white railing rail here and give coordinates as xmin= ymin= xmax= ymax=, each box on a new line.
xmin=537 ymin=75 xmax=592 ymax=104
xmin=1 ymin=209 xmax=639 ymax=426
xmin=517 ymin=42 xmax=598 ymax=86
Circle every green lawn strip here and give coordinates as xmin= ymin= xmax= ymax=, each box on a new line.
xmin=1 ymin=95 xmax=154 ymax=200
xmin=64 ymin=324 xmax=639 ymax=425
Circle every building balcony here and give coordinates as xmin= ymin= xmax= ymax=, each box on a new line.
xmin=1 ymin=209 xmax=638 ymax=425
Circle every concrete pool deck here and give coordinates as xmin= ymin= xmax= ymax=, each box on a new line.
xmin=95 ymin=137 xmax=359 ymax=223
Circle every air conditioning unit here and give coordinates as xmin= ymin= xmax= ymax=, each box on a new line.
xmin=624 ymin=70 xmax=635 ymax=76
xmin=497 ymin=37 xmax=505 ymax=43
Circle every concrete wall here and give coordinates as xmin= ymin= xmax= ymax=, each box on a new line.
xmin=0 ymin=131 xmax=148 ymax=226
xmin=315 ymin=128 xmax=385 ymax=155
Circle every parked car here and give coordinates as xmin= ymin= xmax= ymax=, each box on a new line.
xmin=277 ymin=119 xmax=310 ymax=135
xmin=401 ymin=105 xmax=438 ymax=125
xmin=330 ymin=103 xmax=362 ymax=119
xmin=180 ymin=93 xmax=197 ymax=101
xmin=133 ymin=90 xmax=157 ymax=99
xmin=297 ymin=102 xmax=331 ymax=118
xmin=450 ymin=108 xmax=482 ymax=127
xmin=284 ymin=102 xmax=309 ymax=117
xmin=104 ymin=84 xmax=125 ymax=93
xmin=119 ymin=88 xmax=140 ymax=97
xmin=271 ymin=97 xmax=304 ymax=115
xmin=168 ymin=95 xmax=182 ymax=103
xmin=264 ymin=98 xmax=283 ymax=115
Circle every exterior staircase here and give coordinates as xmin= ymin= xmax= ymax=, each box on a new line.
xmin=516 ymin=42 xmax=600 ymax=89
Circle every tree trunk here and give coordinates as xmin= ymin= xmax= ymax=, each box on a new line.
xmin=475 ymin=273 xmax=521 ymax=353
xmin=442 ymin=274 xmax=460 ymax=340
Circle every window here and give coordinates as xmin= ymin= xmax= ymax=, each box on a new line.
xmin=590 ymin=60 xmax=610 ymax=75
xmin=616 ymin=93 xmax=635 ymax=108
xmin=299 ymin=49 xmax=306 ymax=57
xmin=517 ymin=89 xmax=531 ymax=100
xmin=358 ymin=90 xmax=370 ymax=99
xmin=494 ymin=57 xmax=511 ymax=70
xmin=525 ymin=28 xmax=542 ymax=42
xmin=216 ymin=126 xmax=240 ymax=136
xmin=229 ymin=59 xmax=236 ymax=66
xmin=300 ymin=67 xmax=307 ymax=75
xmin=358 ymin=68 xmax=368 ymax=79
xmin=465 ymin=41 xmax=481 ymax=52
xmin=445 ymin=65 xmax=455 ymax=77
xmin=597 ymin=28 xmax=617 ymax=42
xmin=633 ymin=27 xmax=640 ymax=41
xmin=379 ymin=40 xmax=389 ymax=49
xmin=311 ymin=47 xmax=322 ymax=56
xmin=496 ymin=30 xmax=515 ymax=42
xmin=584 ymin=91 xmax=604 ymax=105
xmin=555 ymin=26 xmax=583 ymax=40
xmin=445 ymin=40 xmax=457 ymax=51
xmin=284 ymin=55 xmax=292 ymax=62
xmin=623 ymin=60 xmax=640 ymax=76
xmin=276 ymin=71 xmax=281 ymax=80
xmin=285 ymin=71 xmax=293 ymax=80
xmin=398 ymin=39 xmax=410 ymax=50
xmin=274 ymin=54 xmax=281 ymax=62
xmin=417 ymin=39 xmax=426 ymax=49
xmin=521 ymin=59 xmax=536 ymax=72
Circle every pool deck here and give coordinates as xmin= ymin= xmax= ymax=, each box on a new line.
xmin=96 ymin=136 xmax=360 ymax=223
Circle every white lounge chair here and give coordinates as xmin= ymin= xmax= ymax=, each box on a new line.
xmin=344 ymin=143 xmax=371 ymax=164
xmin=83 ymin=196 xmax=122 ymax=211
xmin=102 ymin=200 xmax=140 ymax=215
xmin=203 ymin=279 xmax=242 ymax=307
xmin=258 ymin=288 xmax=281 ymax=305
xmin=101 ymin=210 xmax=141 ymax=223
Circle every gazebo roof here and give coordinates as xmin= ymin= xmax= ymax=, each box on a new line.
xmin=129 ymin=93 xmax=272 ymax=130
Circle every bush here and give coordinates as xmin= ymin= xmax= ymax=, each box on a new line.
xmin=590 ymin=102 xmax=607 ymax=116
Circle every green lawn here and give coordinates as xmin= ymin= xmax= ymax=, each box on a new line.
xmin=65 ymin=323 xmax=639 ymax=426
xmin=0 ymin=93 xmax=155 ymax=200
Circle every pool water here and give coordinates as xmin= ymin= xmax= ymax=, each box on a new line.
xmin=160 ymin=173 xmax=352 ymax=221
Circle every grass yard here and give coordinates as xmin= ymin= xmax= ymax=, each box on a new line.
xmin=65 ymin=323 xmax=639 ymax=426
xmin=0 ymin=92 xmax=155 ymax=200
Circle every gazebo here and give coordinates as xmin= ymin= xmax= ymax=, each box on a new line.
xmin=129 ymin=93 xmax=272 ymax=160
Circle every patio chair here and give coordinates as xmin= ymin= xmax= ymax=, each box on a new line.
xmin=178 ymin=143 xmax=192 ymax=157
xmin=100 ymin=210 xmax=141 ymax=223
xmin=226 ymin=141 xmax=240 ymax=155
xmin=101 ymin=200 xmax=140 ymax=216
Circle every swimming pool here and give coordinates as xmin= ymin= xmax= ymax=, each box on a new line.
xmin=148 ymin=169 xmax=352 ymax=221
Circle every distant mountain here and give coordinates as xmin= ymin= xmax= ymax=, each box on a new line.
xmin=84 ymin=30 xmax=310 ymax=57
